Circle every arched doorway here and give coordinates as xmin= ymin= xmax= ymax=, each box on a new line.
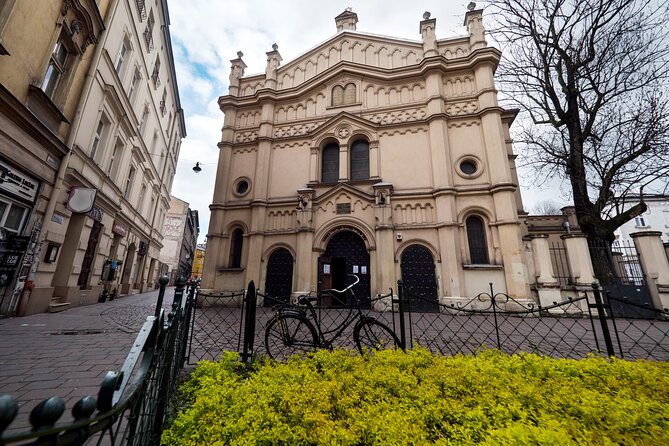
xmin=264 ymin=248 xmax=294 ymax=305
xmin=319 ymin=230 xmax=370 ymax=307
xmin=400 ymin=244 xmax=439 ymax=312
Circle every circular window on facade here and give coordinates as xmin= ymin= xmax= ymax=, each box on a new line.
xmin=456 ymin=156 xmax=483 ymax=179
xmin=233 ymin=178 xmax=251 ymax=196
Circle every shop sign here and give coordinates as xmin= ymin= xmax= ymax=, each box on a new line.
xmin=87 ymin=205 xmax=103 ymax=222
xmin=0 ymin=160 xmax=39 ymax=203
xmin=112 ymin=220 xmax=128 ymax=237
xmin=66 ymin=187 xmax=97 ymax=213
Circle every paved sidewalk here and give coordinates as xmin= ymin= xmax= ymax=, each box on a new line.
xmin=0 ymin=287 xmax=177 ymax=433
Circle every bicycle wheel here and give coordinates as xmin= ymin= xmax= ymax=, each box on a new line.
xmin=265 ymin=313 xmax=318 ymax=360
xmin=354 ymin=318 xmax=401 ymax=354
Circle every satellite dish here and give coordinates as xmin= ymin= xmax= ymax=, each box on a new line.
xmin=423 ymin=11 xmax=431 ymax=20
xmin=467 ymin=2 xmax=477 ymax=11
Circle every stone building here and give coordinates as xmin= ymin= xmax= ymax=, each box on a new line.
xmin=202 ymin=7 xmax=530 ymax=306
xmin=0 ymin=0 xmax=185 ymax=315
xmin=159 ymin=196 xmax=198 ymax=284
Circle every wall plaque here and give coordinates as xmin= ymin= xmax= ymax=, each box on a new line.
xmin=336 ymin=203 xmax=351 ymax=214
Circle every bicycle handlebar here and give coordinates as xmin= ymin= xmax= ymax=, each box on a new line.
xmin=322 ymin=274 xmax=360 ymax=294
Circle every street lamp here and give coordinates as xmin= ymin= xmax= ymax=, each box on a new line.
xmin=192 ymin=162 xmax=202 ymax=173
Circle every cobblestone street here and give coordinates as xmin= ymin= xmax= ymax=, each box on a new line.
xmin=0 ymin=288 xmax=176 ymax=433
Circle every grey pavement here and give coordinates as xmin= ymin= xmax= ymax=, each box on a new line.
xmin=0 ymin=287 xmax=177 ymax=434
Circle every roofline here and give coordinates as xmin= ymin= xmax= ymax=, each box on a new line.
xmin=160 ymin=0 xmax=187 ymax=137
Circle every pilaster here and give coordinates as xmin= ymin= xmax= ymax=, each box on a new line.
xmin=631 ymin=231 xmax=669 ymax=310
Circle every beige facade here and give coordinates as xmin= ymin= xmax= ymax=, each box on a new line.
xmin=0 ymin=0 xmax=185 ymax=315
xmin=202 ymin=8 xmax=531 ymax=305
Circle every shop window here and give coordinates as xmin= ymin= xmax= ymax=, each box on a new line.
xmin=0 ymin=199 xmax=28 ymax=235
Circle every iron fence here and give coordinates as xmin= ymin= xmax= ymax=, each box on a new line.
xmin=549 ymin=240 xmax=573 ymax=287
xmin=186 ymin=279 xmax=669 ymax=364
xmin=0 ymin=277 xmax=193 ymax=445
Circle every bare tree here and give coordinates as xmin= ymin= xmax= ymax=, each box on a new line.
xmin=488 ymin=0 xmax=669 ymax=243
xmin=532 ymin=200 xmax=563 ymax=215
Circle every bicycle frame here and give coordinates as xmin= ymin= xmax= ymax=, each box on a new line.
xmin=291 ymin=274 xmax=367 ymax=348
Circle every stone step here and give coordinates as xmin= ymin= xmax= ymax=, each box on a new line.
xmin=48 ymin=299 xmax=71 ymax=313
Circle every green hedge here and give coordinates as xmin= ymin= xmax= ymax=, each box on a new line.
xmin=163 ymin=349 xmax=669 ymax=445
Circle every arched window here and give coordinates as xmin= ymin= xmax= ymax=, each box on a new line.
xmin=229 ymin=228 xmax=244 ymax=268
xmin=466 ymin=216 xmax=489 ymax=264
xmin=332 ymin=85 xmax=344 ymax=106
xmin=350 ymin=139 xmax=369 ymax=181
xmin=344 ymin=83 xmax=356 ymax=104
xmin=321 ymin=143 xmax=340 ymax=183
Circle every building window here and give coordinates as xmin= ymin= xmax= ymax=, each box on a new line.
xmin=229 ymin=228 xmax=244 ymax=268
xmin=635 ymin=216 xmax=647 ymax=227
xmin=466 ymin=216 xmax=489 ymax=264
xmin=41 ymin=31 xmax=74 ymax=100
xmin=144 ymin=9 xmax=155 ymax=52
xmin=350 ymin=139 xmax=369 ymax=181
xmin=331 ymin=83 xmax=356 ymax=106
xmin=90 ymin=117 xmax=108 ymax=162
xmin=114 ymin=37 xmax=130 ymax=75
xmin=0 ymin=199 xmax=29 ymax=235
xmin=321 ymin=143 xmax=339 ymax=183
xmin=124 ymin=166 xmax=136 ymax=199
xmin=135 ymin=0 xmax=147 ymax=21
xmin=151 ymin=56 xmax=160 ymax=89
xmin=139 ymin=105 xmax=149 ymax=135
xmin=160 ymin=88 xmax=167 ymax=116
xmin=107 ymin=137 xmax=123 ymax=179
xmin=128 ymin=68 xmax=141 ymax=103
xmin=138 ymin=183 xmax=147 ymax=212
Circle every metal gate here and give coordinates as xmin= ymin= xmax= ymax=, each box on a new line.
xmin=264 ymin=248 xmax=293 ymax=305
xmin=400 ymin=244 xmax=439 ymax=312
xmin=589 ymin=239 xmax=655 ymax=318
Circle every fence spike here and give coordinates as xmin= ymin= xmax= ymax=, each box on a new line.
xmin=29 ymin=397 xmax=65 ymax=430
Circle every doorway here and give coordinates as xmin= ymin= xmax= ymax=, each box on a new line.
xmin=400 ymin=244 xmax=439 ymax=312
xmin=264 ymin=248 xmax=294 ymax=305
xmin=319 ymin=230 xmax=370 ymax=307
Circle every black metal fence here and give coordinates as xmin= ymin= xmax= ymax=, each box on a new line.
xmin=187 ymin=279 xmax=669 ymax=364
xmin=0 ymin=277 xmax=193 ymax=445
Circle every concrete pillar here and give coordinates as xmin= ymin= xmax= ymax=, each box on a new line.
xmin=528 ymin=234 xmax=563 ymax=309
xmin=631 ymin=231 xmax=669 ymax=310
xmin=561 ymin=234 xmax=596 ymax=286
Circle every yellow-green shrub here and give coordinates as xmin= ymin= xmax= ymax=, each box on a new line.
xmin=162 ymin=349 xmax=669 ymax=445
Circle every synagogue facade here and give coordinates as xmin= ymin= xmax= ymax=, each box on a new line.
xmin=202 ymin=7 xmax=531 ymax=305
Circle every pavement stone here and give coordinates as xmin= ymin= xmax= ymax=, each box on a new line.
xmin=0 ymin=287 xmax=177 ymax=435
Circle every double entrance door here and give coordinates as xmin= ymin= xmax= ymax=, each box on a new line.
xmin=318 ymin=230 xmax=370 ymax=308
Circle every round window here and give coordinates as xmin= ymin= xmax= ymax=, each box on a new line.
xmin=459 ymin=160 xmax=478 ymax=175
xmin=236 ymin=180 xmax=249 ymax=194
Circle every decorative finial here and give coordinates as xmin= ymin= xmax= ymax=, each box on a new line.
xmin=237 ymin=51 xmax=244 ymax=58
xmin=272 ymin=43 xmax=278 ymax=51
xmin=467 ymin=2 xmax=476 ymax=11
xmin=423 ymin=11 xmax=431 ymax=20
xmin=345 ymin=6 xmax=353 ymax=12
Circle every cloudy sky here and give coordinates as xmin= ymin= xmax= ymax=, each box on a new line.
xmin=167 ymin=0 xmax=555 ymax=243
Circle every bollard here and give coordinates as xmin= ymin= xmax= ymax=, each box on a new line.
xmin=154 ymin=275 xmax=169 ymax=317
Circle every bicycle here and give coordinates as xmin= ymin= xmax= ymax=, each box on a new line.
xmin=264 ymin=274 xmax=401 ymax=360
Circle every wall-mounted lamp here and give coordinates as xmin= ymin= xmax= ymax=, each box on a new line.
xmin=193 ymin=162 xmax=202 ymax=173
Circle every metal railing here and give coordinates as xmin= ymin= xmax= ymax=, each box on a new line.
xmin=0 ymin=277 xmax=193 ymax=445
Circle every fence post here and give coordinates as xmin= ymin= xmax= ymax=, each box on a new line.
xmin=489 ymin=283 xmax=502 ymax=350
xmin=396 ymin=280 xmax=407 ymax=350
xmin=241 ymin=281 xmax=257 ymax=363
xmin=154 ymin=275 xmax=169 ymax=317
xmin=591 ymin=283 xmax=615 ymax=357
